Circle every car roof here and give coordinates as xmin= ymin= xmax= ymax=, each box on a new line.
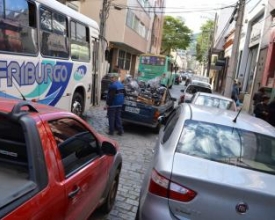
xmin=179 ymin=103 xmax=275 ymax=137
xmin=0 ymin=97 xmax=73 ymax=120
xmin=195 ymin=92 xmax=233 ymax=101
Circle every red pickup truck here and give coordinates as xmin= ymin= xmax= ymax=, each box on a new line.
xmin=0 ymin=98 xmax=122 ymax=219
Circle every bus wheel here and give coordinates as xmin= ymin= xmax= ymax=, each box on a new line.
xmin=71 ymin=92 xmax=84 ymax=116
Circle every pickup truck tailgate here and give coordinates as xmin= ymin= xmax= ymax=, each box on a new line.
xmin=122 ymin=100 xmax=158 ymax=127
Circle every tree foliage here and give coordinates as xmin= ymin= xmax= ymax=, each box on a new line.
xmin=161 ymin=16 xmax=192 ymax=55
xmin=196 ymin=19 xmax=215 ymax=63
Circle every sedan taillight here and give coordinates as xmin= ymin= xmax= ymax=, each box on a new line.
xmin=149 ymin=169 xmax=196 ymax=202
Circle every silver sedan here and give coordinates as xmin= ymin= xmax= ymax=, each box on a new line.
xmin=136 ymin=104 xmax=275 ymax=220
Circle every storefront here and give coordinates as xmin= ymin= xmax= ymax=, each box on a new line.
xmin=244 ymin=15 xmax=263 ymax=94
xmin=262 ymin=13 xmax=275 ymax=88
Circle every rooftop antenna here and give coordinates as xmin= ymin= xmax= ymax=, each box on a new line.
xmin=13 ymin=82 xmax=26 ymax=101
xmin=7 ymin=75 xmax=26 ymax=101
xmin=233 ymin=107 xmax=242 ymax=123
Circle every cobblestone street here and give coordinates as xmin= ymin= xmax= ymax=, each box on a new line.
xmin=85 ymin=100 xmax=158 ymax=220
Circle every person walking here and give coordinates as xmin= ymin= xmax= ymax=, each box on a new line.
xmin=105 ymin=73 xmax=125 ymax=135
xmin=253 ymin=95 xmax=269 ymax=121
xmin=231 ymin=80 xmax=239 ymax=105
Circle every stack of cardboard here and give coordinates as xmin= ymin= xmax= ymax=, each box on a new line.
xmin=137 ymin=95 xmax=153 ymax=105
xmin=136 ymin=90 xmax=167 ymax=106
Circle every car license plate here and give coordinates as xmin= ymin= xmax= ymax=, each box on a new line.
xmin=125 ymin=106 xmax=140 ymax=114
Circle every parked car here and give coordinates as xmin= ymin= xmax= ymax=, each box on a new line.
xmin=179 ymin=80 xmax=212 ymax=104
xmin=180 ymin=72 xmax=189 ymax=81
xmin=187 ymin=92 xmax=237 ymax=111
xmin=0 ymin=97 xmax=122 ymax=219
xmin=136 ymin=103 xmax=275 ymax=220
xmin=121 ymin=86 xmax=176 ymax=133
xmin=191 ymin=75 xmax=210 ymax=84
xmin=188 ymin=79 xmax=211 ymax=89
xmin=174 ymin=73 xmax=182 ymax=85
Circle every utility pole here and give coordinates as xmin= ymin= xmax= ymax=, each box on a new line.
xmin=223 ymin=0 xmax=245 ymax=97
xmin=149 ymin=1 xmax=156 ymax=53
xmin=94 ymin=0 xmax=110 ymax=106
xmin=206 ymin=13 xmax=217 ymax=77
xmin=100 ymin=0 xmax=109 ymax=40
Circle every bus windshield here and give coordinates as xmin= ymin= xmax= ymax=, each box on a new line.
xmin=138 ymin=54 xmax=174 ymax=88
xmin=140 ymin=56 xmax=165 ymax=66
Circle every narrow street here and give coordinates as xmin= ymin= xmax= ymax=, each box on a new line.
xmin=87 ymin=84 xmax=182 ymax=220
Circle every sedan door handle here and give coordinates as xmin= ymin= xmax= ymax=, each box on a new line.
xmin=68 ymin=186 xmax=80 ymax=198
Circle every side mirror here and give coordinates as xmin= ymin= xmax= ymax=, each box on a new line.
xmin=185 ymin=100 xmax=191 ymax=103
xmin=101 ymin=141 xmax=116 ymax=156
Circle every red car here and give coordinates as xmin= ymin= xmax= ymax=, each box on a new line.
xmin=0 ymin=97 xmax=122 ymax=220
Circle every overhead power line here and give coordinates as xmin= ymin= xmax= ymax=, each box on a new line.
xmin=111 ymin=3 xmax=237 ymax=14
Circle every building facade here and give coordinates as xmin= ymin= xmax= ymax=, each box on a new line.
xmin=57 ymin=0 xmax=165 ymax=105
xmin=78 ymin=0 xmax=165 ymax=77
xmin=212 ymin=0 xmax=275 ymax=114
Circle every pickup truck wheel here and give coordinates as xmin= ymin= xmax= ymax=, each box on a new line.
xmin=71 ymin=92 xmax=84 ymax=116
xmin=153 ymin=123 xmax=161 ymax=134
xmin=101 ymin=170 xmax=120 ymax=213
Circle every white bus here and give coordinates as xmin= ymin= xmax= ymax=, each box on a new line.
xmin=0 ymin=0 xmax=100 ymax=116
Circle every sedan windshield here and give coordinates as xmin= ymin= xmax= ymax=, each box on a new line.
xmin=176 ymin=120 xmax=275 ymax=175
xmin=194 ymin=95 xmax=234 ymax=110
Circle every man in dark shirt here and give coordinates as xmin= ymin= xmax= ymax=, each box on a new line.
xmin=253 ymin=95 xmax=269 ymax=121
xmin=105 ymin=73 xmax=125 ymax=135
xmin=267 ymin=98 xmax=275 ymax=126
xmin=253 ymin=87 xmax=266 ymax=106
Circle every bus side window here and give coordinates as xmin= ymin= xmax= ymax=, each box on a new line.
xmin=0 ymin=0 xmax=37 ymax=54
xmin=70 ymin=20 xmax=90 ymax=62
xmin=40 ymin=6 xmax=69 ymax=58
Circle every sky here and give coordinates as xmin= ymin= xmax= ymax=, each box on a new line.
xmin=165 ymin=0 xmax=238 ymax=33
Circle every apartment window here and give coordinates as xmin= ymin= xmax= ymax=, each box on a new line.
xmin=118 ymin=50 xmax=126 ymax=69
xmin=126 ymin=10 xmax=134 ymax=28
xmin=139 ymin=23 xmax=146 ymax=38
xmin=125 ymin=53 xmax=131 ymax=70
xmin=126 ymin=9 xmax=147 ymax=39
xmin=118 ymin=50 xmax=131 ymax=70
xmin=137 ymin=0 xmax=151 ymax=14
